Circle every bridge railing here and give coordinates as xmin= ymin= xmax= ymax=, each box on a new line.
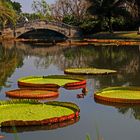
xmin=47 ymin=21 xmax=78 ymax=29
xmin=15 ymin=20 xmax=79 ymax=30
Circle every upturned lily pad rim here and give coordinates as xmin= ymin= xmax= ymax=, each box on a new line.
xmin=95 ymin=97 xmax=140 ymax=107
xmin=64 ymin=68 xmax=117 ymax=75
xmin=18 ymin=75 xmax=86 ymax=88
xmin=5 ymin=88 xmax=59 ymax=99
xmin=94 ymin=86 xmax=140 ymax=104
xmin=2 ymin=117 xmax=80 ymax=133
xmin=65 ymin=84 xmax=86 ymax=90
xmin=0 ymin=100 xmax=80 ymax=127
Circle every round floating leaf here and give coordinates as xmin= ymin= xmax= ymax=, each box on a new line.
xmin=94 ymin=86 xmax=140 ymax=103
xmin=0 ymin=100 xmax=80 ymax=127
xmin=5 ymin=88 xmax=59 ymax=99
xmin=2 ymin=117 xmax=80 ymax=133
xmin=18 ymin=75 xmax=86 ymax=88
xmin=64 ymin=68 xmax=117 ymax=75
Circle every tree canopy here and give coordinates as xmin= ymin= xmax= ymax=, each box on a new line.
xmin=0 ymin=1 xmax=17 ymax=26
xmin=5 ymin=0 xmax=22 ymax=13
xmin=32 ymin=0 xmax=51 ymax=20
xmin=87 ymin=0 xmax=131 ymax=32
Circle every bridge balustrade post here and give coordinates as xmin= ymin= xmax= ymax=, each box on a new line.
xmin=11 ymin=25 xmax=16 ymax=38
xmin=68 ymin=27 xmax=71 ymax=37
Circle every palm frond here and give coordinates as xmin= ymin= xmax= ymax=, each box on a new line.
xmin=0 ymin=1 xmax=17 ymax=24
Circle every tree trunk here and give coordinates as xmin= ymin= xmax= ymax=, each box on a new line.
xmin=108 ymin=16 xmax=113 ymax=33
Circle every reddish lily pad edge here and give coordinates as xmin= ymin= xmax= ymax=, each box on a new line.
xmin=5 ymin=88 xmax=59 ymax=99
xmin=0 ymin=100 xmax=80 ymax=127
xmin=2 ymin=117 xmax=80 ymax=133
xmin=18 ymin=75 xmax=86 ymax=88
xmin=94 ymin=86 xmax=140 ymax=104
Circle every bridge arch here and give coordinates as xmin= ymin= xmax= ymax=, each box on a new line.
xmin=15 ymin=20 xmax=81 ymax=39
xmin=17 ymin=28 xmax=68 ymax=41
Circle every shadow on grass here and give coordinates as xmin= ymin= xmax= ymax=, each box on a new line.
xmin=88 ymin=31 xmax=140 ymax=40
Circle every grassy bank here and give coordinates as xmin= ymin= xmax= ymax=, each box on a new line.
xmin=1 ymin=31 xmax=140 ymax=45
xmin=86 ymin=31 xmax=140 ymax=40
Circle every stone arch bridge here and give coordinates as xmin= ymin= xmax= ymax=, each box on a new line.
xmin=3 ymin=20 xmax=81 ymax=39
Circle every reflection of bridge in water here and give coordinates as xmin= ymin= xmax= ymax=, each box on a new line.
xmin=2 ymin=20 xmax=81 ymax=39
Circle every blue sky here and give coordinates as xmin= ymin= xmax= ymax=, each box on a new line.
xmin=12 ymin=0 xmax=55 ymax=13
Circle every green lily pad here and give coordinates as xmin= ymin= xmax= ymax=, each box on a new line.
xmin=2 ymin=117 xmax=80 ymax=133
xmin=0 ymin=100 xmax=80 ymax=127
xmin=94 ymin=86 xmax=140 ymax=103
xmin=18 ymin=75 xmax=86 ymax=88
xmin=64 ymin=68 xmax=117 ymax=75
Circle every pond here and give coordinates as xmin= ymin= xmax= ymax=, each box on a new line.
xmin=0 ymin=41 xmax=140 ymax=140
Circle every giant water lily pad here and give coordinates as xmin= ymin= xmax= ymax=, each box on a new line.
xmin=18 ymin=75 xmax=86 ymax=88
xmin=2 ymin=118 xmax=79 ymax=133
xmin=64 ymin=68 xmax=117 ymax=75
xmin=5 ymin=88 xmax=59 ymax=99
xmin=94 ymin=87 xmax=140 ymax=103
xmin=0 ymin=100 xmax=80 ymax=127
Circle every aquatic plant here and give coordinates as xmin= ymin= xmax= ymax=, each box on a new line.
xmin=94 ymin=86 xmax=140 ymax=103
xmin=18 ymin=75 xmax=86 ymax=88
xmin=64 ymin=68 xmax=117 ymax=75
xmin=5 ymin=88 xmax=59 ymax=99
xmin=0 ymin=99 xmax=80 ymax=127
xmin=2 ymin=117 xmax=79 ymax=133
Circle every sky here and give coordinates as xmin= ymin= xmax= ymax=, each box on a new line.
xmin=12 ymin=0 xmax=55 ymax=13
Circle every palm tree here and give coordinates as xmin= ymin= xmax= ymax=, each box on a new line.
xmin=87 ymin=0 xmax=130 ymax=32
xmin=0 ymin=1 xmax=17 ymax=31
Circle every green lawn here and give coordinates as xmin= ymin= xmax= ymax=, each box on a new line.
xmin=87 ymin=31 xmax=140 ymax=40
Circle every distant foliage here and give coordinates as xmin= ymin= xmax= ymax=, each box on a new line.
xmin=87 ymin=0 xmax=131 ymax=32
xmin=32 ymin=0 xmax=51 ymax=20
xmin=0 ymin=0 xmax=17 ymax=29
xmin=5 ymin=0 xmax=22 ymax=13
xmin=51 ymin=0 xmax=88 ymax=22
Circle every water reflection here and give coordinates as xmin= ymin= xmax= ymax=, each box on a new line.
xmin=117 ymin=105 xmax=140 ymax=120
xmin=0 ymin=41 xmax=140 ymax=89
xmin=1 ymin=41 xmax=140 ymax=140
xmin=95 ymin=99 xmax=140 ymax=121
xmin=0 ymin=43 xmax=23 ymax=88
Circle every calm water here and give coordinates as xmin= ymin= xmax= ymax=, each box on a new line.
xmin=0 ymin=41 xmax=140 ymax=140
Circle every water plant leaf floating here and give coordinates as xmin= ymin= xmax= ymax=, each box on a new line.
xmin=5 ymin=88 xmax=59 ymax=99
xmin=65 ymin=84 xmax=86 ymax=90
xmin=18 ymin=75 xmax=86 ymax=88
xmin=2 ymin=117 xmax=79 ymax=133
xmin=64 ymin=68 xmax=117 ymax=75
xmin=0 ymin=100 xmax=80 ymax=127
xmin=94 ymin=86 xmax=140 ymax=103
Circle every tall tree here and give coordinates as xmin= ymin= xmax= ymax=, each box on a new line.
xmin=0 ymin=1 xmax=17 ymax=30
xmin=5 ymin=0 xmax=22 ymax=13
xmin=32 ymin=0 xmax=51 ymax=20
xmin=125 ymin=0 xmax=140 ymax=19
xmin=87 ymin=0 xmax=130 ymax=32
xmin=51 ymin=0 xmax=89 ymax=22
xmin=135 ymin=0 xmax=140 ymax=17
